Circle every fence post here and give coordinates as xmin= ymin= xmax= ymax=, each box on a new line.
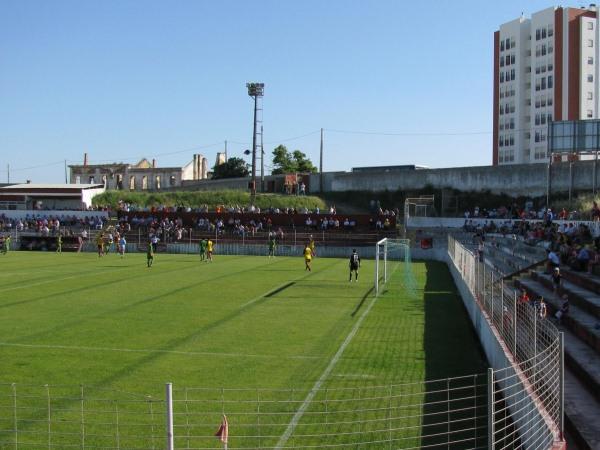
xmin=166 ymin=383 xmax=174 ymax=450
xmin=512 ymin=291 xmax=518 ymax=357
xmin=559 ymin=332 xmax=565 ymax=441
xmin=487 ymin=368 xmax=495 ymax=450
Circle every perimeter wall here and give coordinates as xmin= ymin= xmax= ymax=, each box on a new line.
xmin=179 ymin=160 xmax=599 ymax=198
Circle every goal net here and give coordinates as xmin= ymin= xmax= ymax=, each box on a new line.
xmin=375 ymin=238 xmax=417 ymax=298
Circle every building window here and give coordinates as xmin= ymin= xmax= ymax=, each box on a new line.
xmin=510 ymin=69 xmax=515 ymax=81
xmin=588 ymin=39 xmax=594 ymax=47
xmin=130 ymin=176 xmax=135 ymax=190
xmin=155 ymin=176 xmax=161 ymax=189
xmin=500 ymin=40 xmax=505 ymax=51
xmin=589 ymin=74 xmax=594 ymax=82
xmin=511 ymin=54 xmax=515 ymax=64
xmin=589 ymin=56 xmax=594 ymax=65
xmin=588 ymin=110 xmax=594 ymax=118
xmin=588 ymin=22 xmax=594 ymax=30
xmin=142 ymin=176 xmax=148 ymax=190
xmin=589 ymin=92 xmax=594 ymax=100
xmin=536 ymin=29 xmax=541 ymax=40
xmin=116 ymin=174 xmax=123 ymax=190
xmin=548 ymin=25 xmax=554 ymax=37
xmin=89 ymin=176 xmax=95 ymax=184
xmin=542 ymin=28 xmax=547 ymax=39
xmin=75 ymin=175 xmax=81 ymax=184
xmin=170 ymin=176 xmax=176 ymax=186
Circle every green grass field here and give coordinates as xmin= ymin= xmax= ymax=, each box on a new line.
xmin=0 ymin=249 xmax=488 ymax=447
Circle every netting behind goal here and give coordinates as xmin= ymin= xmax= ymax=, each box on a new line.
xmin=375 ymin=238 xmax=418 ymax=298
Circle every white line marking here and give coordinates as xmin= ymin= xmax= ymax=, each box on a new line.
xmin=0 ymin=342 xmax=323 ymax=360
xmin=274 ymin=291 xmax=380 ymax=449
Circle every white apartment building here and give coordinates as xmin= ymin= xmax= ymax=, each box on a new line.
xmin=494 ymin=5 xmax=600 ymax=165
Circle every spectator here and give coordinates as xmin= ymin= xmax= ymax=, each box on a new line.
xmin=555 ymin=295 xmax=570 ymax=325
xmin=587 ymin=252 xmax=600 ymax=274
xmin=517 ymin=288 xmax=530 ymax=304
xmin=544 ymin=249 xmax=560 ymax=273
xmin=592 ymin=201 xmax=600 ymax=221
xmin=551 ymin=267 xmax=562 ymax=298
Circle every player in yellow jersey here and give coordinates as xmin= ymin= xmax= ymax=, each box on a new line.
xmin=303 ymin=243 xmax=312 ymax=271
xmin=206 ymin=239 xmax=214 ymax=262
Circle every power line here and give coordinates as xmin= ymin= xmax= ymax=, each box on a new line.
xmin=0 ymin=160 xmax=65 ymax=174
xmin=324 ymin=128 xmax=493 ymax=136
xmin=0 ymin=126 xmax=500 ymax=175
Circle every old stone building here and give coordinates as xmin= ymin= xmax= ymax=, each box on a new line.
xmin=69 ymin=153 xmax=209 ymax=190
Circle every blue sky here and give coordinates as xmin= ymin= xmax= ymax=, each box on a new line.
xmin=1 ymin=0 xmax=560 ymax=183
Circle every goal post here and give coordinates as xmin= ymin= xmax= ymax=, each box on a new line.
xmin=375 ymin=238 xmax=416 ymax=297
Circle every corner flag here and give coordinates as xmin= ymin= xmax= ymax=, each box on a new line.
xmin=215 ymin=414 xmax=228 ymax=446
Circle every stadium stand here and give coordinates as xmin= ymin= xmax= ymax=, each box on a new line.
xmin=476 ymin=234 xmax=600 ymax=450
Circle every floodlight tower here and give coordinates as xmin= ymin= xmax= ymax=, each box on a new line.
xmin=246 ymin=82 xmax=264 ymax=207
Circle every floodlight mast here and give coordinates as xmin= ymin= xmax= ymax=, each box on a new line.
xmin=246 ymin=83 xmax=264 ymax=208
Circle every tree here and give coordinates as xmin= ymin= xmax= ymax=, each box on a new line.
xmin=211 ymin=157 xmax=250 ymax=180
xmin=271 ymin=145 xmax=318 ymax=174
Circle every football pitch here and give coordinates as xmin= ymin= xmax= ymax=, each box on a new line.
xmin=0 ymin=250 xmax=488 ymax=446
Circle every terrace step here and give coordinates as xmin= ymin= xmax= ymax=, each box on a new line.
xmin=490 ymin=239 xmax=600 ymax=450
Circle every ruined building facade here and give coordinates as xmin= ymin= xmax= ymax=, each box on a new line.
xmin=69 ymin=153 xmax=210 ymax=190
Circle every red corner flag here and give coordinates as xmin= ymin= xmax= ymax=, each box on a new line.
xmin=215 ymin=414 xmax=228 ymax=445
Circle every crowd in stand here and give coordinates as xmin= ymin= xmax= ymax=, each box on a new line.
xmin=0 ymin=213 xmax=107 ymax=234
xmin=469 ymin=210 xmax=598 ymax=273
xmin=465 ymin=199 xmax=600 ymax=222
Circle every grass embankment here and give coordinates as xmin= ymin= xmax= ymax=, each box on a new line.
xmin=93 ymin=188 xmax=600 ymax=220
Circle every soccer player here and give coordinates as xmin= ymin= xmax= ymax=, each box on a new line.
xmin=309 ymin=235 xmax=316 ymax=257
xmin=118 ymin=235 xmax=126 ymax=258
xmin=349 ymin=249 xmax=361 ymax=282
xmin=268 ymin=236 xmax=276 ymax=257
xmin=56 ymin=235 xmax=62 ymax=253
xmin=200 ymin=238 xmax=207 ymax=261
xmin=303 ymin=243 xmax=312 ymax=271
xmin=1 ymin=235 xmax=9 ymax=255
xmin=97 ymin=233 xmax=105 ymax=257
xmin=105 ymin=232 xmax=113 ymax=254
xmin=206 ymin=238 xmax=214 ymax=262
xmin=147 ymin=242 xmax=154 ymax=267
